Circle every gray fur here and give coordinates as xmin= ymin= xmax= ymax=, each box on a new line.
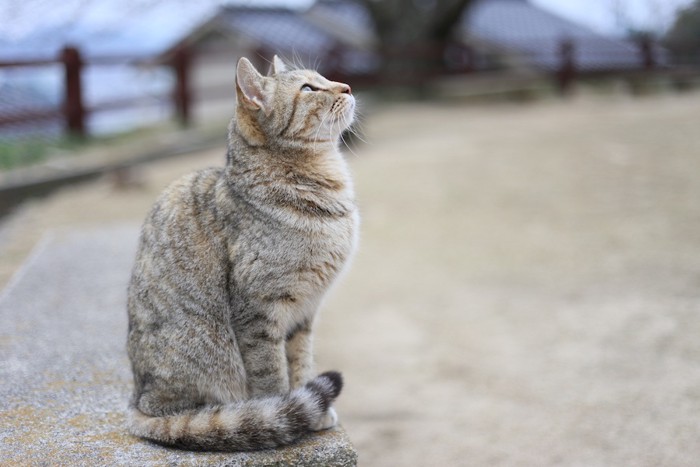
xmin=126 ymin=57 xmax=358 ymax=451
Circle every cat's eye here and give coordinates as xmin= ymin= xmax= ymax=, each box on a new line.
xmin=301 ymin=84 xmax=317 ymax=92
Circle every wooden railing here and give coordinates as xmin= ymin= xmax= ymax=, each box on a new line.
xmin=0 ymin=45 xmax=191 ymax=138
xmin=1 ymin=37 xmax=697 ymax=139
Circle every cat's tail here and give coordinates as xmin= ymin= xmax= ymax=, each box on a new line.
xmin=127 ymin=371 xmax=343 ymax=451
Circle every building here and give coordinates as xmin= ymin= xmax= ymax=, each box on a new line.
xmin=457 ymin=0 xmax=650 ymax=72
xmin=307 ymin=0 xmax=654 ymax=76
xmin=162 ymin=5 xmax=378 ymax=120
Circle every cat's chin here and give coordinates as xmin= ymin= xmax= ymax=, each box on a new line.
xmin=322 ymin=115 xmax=355 ymax=142
xmin=332 ymin=95 xmax=355 ymax=127
xmin=334 ymin=112 xmax=356 ymax=137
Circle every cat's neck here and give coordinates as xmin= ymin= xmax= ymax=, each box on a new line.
xmin=225 ymin=124 xmax=353 ymax=199
xmin=227 ymin=117 xmax=347 ymax=173
xmin=227 ymin=117 xmax=339 ymax=154
xmin=228 ymin=141 xmax=348 ymax=187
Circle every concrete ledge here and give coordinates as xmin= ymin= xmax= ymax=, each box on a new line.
xmin=0 ymin=128 xmax=222 ymax=219
xmin=0 ymin=226 xmax=357 ymax=465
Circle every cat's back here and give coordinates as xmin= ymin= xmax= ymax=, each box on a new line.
xmin=147 ymin=167 xmax=225 ymax=227
xmin=130 ymin=167 xmax=230 ymax=308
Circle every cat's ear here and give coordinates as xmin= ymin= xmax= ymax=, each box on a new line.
xmin=236 ymin=57 xmax=272 ymax=116
xmin=270 ymin=55 xmax=287 ymax=76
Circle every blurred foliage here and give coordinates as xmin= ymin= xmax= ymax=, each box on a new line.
xmin=664 ymin=0 xmax=700 ymax=51
xmin=359 ymin=0 xmax=473 ymax=41
xmin=0 ymin=124 xmax=168 ymax=171
xmin=0 ymin=136 xmax=84 ymax=170
xmin=358 ymin=0 xmax=473 ymax=88
xmin=664 ymin=0 xmax=700 ymax=64
xmin=0 ymin=139 xmax=50 ymax=170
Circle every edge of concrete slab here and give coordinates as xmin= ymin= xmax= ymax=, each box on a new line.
xmin=0 ymin=129 xmax=223 ymax=219
xmin=0 ymin=227 xmax=357 ymax=466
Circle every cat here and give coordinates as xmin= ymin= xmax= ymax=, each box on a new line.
xmin=126 ymin=55 xmax=358 ymax=451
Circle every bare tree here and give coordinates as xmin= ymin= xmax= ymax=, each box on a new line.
xmin=358 ymin=0 xmax=474 ymax=89
xmin=612 ymin=0 xmax=688 ymax=39
xmin=664 ymin=0 xmax=700 ymax=64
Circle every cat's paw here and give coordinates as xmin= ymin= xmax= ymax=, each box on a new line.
xmin=311 ymin=407 xmax=338 ymax=431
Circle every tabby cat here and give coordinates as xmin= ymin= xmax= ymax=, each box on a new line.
xmin=126 ymin=56 xmax=358 ymax=451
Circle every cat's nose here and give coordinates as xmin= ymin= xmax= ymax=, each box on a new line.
xmin=338 ymin=84 xmax=352 ymax=95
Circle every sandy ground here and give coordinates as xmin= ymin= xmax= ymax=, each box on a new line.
xmin=2 ymin=92 xmax=700 ymax=465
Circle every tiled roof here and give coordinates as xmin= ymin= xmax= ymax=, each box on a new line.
xmin=306 ymin=0 xmax=375 ymax=47
xmin=0 ymin=3 xmax=216 ymax=60
xmin=460 ymin=0 xmax=643 ymax=71
xmin=215 ymin=6 xmax=379 ymax=76
xmin=309 ymin=0 xmax=653 ymax=72
xmin=216 ymin=7 xmax=337 ymax=67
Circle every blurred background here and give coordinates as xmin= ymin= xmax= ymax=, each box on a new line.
xmin=1 ymin=0 xmax=700 ymax=465
xmin=1 ymin=0 xmax=699 ymax=170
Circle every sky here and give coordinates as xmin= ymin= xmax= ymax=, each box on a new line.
xmin=530 ymin=0 xmax=695 ymax=36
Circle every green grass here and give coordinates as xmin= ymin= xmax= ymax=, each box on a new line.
xmin=0 ymin=135 xmax=93 ymax=171
xmin=0 ymin=124 xmax=175 ymax=171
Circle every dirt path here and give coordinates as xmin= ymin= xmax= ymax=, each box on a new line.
xmin=2 ymin=92 xmax=700 ymax=465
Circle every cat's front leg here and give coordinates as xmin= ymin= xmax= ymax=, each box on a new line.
xmin=287 ymin=325 xmax=340 ymax=431
xmin=236 ymin=319 xmax=290 ymax=398
xmin=286 ymin=325 xmax=314 ymax=389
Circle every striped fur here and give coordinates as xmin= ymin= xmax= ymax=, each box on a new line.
xmin=126 ymin=57 xmax=358 ymax=451
xmin=128 ymin=372 xmax=343 ymax=451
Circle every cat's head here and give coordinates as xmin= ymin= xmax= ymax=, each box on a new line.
xmin=234 ymin=56 xmax=355 ymax=147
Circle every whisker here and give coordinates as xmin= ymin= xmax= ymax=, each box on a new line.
xmin=339 ymin=113 xmax=360 ymax=158
xmin=346 ymin=118 xmax=370 ymax=146
xmin=256 ymin=51 xmax=273 ymax=69
xmin=349 ymin=104 xmax=371 ymax=146
xmin=313 ymin=109 xmax=332 ymax=151
xmin=292 ymin=50 xmax=304 ymax=70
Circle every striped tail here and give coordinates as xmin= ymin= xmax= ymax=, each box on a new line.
xmin=128 ymin=371 xmax=343 ymax=451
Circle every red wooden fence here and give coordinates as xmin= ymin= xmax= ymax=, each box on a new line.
xmin=0 ymin=45 xmax=191 ymax=138
xmin=0 ymin=37 xmax=687 ymax=139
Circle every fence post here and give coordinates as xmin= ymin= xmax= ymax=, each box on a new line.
xmin=61 ymin=46 xmax=86 ymax=137
xmin=639 ymin=37 xmax=655 ymax=70
xmin=172 ymin=45 xmax=192 ymax=127
xmin=462 ymin=44 xmax=475 ymax=73
xmin=556 ymin=38 xmax=576 ymax=96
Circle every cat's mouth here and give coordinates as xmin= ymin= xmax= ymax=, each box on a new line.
xmin=331 ymin=95 xmax=355 ymax=129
